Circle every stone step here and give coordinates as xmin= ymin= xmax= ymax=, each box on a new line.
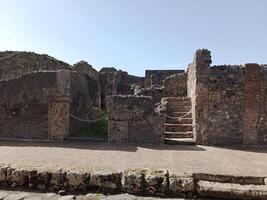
xmin=167 ymin=112 xmax=192 ymax=118
xmin=165 ymin=97 xmax=191 ymax=101
xmin=194 ymin=173 xmax=266 ymax=185
xmin=168 ymin=99 xmax=191 ymax=104
xmin=197 ymin=180 xmax=267 ymax=200
xmin=165 ymin=131 xmax=193 ymax=138
xmin=167 ymin=105 xmax=191 ymax=112
xmin=168 ymin=102 xmax=192 ymax=107
xmin=164 ymin=138 xmax=196 ymax=145
xmin=165 ymin=123 xmax=193 ymax=132
xmin=166 ymin=117 xmax=192 ymax=124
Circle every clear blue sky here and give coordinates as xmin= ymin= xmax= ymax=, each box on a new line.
xmin=0 ymin=0 xmax=266 ymax=76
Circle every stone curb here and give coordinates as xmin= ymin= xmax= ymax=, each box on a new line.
xmin=0 ymin=165 xmax=266 ymax=199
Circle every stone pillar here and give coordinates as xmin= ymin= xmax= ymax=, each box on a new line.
xmin=243 ymin=64 xmax=260 ymax=144
xmin=188 ymin=49 xmax=211 ymax=144
xmin=48 ymin=70 xmax=70 ymax=140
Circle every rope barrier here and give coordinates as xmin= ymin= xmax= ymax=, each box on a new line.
xmin=159 ymin=108 xmax=192 ymax=121
xmin=70 ymin=106 xmax=191 ymax=123
xmin=70 ymin=114 xmax=107 ymax=123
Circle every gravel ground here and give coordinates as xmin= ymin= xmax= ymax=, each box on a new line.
xmin=0 ymin=140 xmax=267 ymax=176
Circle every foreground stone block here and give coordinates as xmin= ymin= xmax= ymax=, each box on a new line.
xmin=0 ymin=166 xmax=8 ymax=184
xmin=197 ymin=180 xmax=267 ymax=200
xmin=66 ymin=170 xmax=89 ymax=191
xmin=26 ymin=169 xmax=37 ymax=188
xmin=121 ymin=169 xmax=146 ymax=194
xmin=35 ymin=169 xmax=50 ymax=190
xmin=144 ymin=170 xmax=169 ymax=195
xmin=90 ymin=171 xmax=122 ymax=193
xmin=169 ymin=174 xmax=194 ymax=197
xmin=193 ymin=173 xmax=266 ymax=185
xmin=49 ymin=169 xmax=67 ymax=191
xmin=122 ymin=169 xmax=168 ymax=195
xmin=7 ymin=168 xmax=28 ymax=187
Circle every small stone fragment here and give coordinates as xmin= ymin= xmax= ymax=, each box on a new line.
xmin=0 ymin=192 xmax=8 ymax=200
xmin=42 ymin=192 xmax=58 ymax=198
xmin=58 ymin=195 xmax=76 ymax=200
xmin=4 ymin=193 xmax=29 ymax=200
xmin=58 ymin=190 xmax=67 ymax=196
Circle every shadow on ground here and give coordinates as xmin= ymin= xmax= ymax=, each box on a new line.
xmin=0 ymin=140 xmax=206 ymax=152
xmin=1 ymin=140 xmax=267 ymax=154
xmin=214 ymin=144 xmax=267 ymax=154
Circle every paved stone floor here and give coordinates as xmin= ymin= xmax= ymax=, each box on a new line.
xmin=0 ymin=140 xmax=267 ymax=176
xmin=0 ymin=190 xmax=206 ymax=200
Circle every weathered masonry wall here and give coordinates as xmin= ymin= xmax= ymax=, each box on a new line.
xmin=100 ymin=68 xmax=144 ymax=107
xmin=0 ymin=51 xmax=71 ymax=80
xmin=48 ymin=70 xmax=71 ymax=140
xmin=0 ymin=71 xmax=57 ymax=139
xmin=257 ymin=65 xmax=267 ymax=144
xmin=0 ymin=71 xmax=70 ymax=140
xmin=0 ymin=166 xmax=267 ymax=199
xmin=163 ymin=72 xmax=187 ymax=97
xmin=138 ymin=72 xmax=188 ymax=105
xmin=107 ymin=95 xmax=165 ymax=144
xmin=73 ymin=61 xmax=101 ymax=108
xmin=189 ymin=49 xmax=267 ymax=145
xmin=207 ymin=65 xmax=244 ymax=145
xmin=187 ymin=49 xmax=211 ymax=143
xmin=144 ymin=70 xmax=184 ymax=88
xmin=0 ymin=70 xmax=88 ymax=140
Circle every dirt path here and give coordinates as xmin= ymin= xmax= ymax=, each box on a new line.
xmin=0 ymin=140 xmax=267 ymax=176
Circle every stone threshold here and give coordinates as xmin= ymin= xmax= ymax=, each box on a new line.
xmin=0 ymin=166 xmax=266 ymax=199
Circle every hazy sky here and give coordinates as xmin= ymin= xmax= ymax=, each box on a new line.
xmin=0 ymin=0 xmax=266 ymax=76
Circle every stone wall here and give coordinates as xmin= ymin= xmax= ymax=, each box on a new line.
xmin=73 ymin=61 xmax=101 ymax=108
xmin=137 ymin=86 xmax=165 ymax=105
xmin=144 ymin=70 xmax=184 ymax=88
xmin=189 ymin=49 xmax=267 ymax=145
xmin=100 ymin=68 xmax=145 ymax=108
xmin=1 ymin=166 xmax=267 ymax=199
xmin=207 ymin=65 xmax=244 ymax=145
xmin=0 ymin=71 xmax=69 ymax=139
xmin=257 ymin=65 xmax=267 ymax=144
xmin=48 ymin=70 xmax=71 ymax=140
xmin=187 ymin=49 xmax=211 ymax=143
xmin=163 ymin=72 xmax=187 ymax=97
xmin=0 ymin=51 xmax=71 ymax=80
xmin=137 ymin=72 xmax=188 ymax=104
xmin=0 ymin=70 xmax=88 ymax=140
xmin=107 ymin=95 xmax=165 ymax=144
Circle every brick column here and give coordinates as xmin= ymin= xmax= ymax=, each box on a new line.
xmin=243 ymin=64 xmax=260 ymax=144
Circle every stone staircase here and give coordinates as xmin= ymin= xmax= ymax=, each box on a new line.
xmin=164 ymin=97 xmax=195 ymax=145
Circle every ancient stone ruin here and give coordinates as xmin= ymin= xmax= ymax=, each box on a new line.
xmin=0 ymin=49 xmax=267 ymax=146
